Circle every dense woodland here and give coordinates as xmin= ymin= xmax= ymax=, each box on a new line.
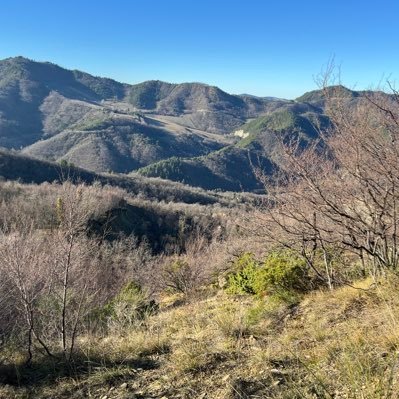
xmin=2 ymin=66 xmax=399 ymax=398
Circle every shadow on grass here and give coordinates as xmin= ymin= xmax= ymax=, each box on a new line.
xmin=0 ymin=351 xmax=159 ymax=388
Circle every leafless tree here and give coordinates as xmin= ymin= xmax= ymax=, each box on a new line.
xmin=0 ymin=224 xmax=54 ymax=363
xmin=0 ymin=182 xmax=124 ymax=363
xmin=255 ymin=66 xmax=399 ymax=285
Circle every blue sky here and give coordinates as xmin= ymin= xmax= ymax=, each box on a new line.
xmin=1 ymin=0 xmax=398 ymax=98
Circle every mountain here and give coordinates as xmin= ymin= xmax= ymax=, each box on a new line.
xmin=0 ymin=57 xmax=283 ymax=179
xmin=0 ymin=56 xmax=127 ymax=148
xmin=0 ymin=56 xmax=345 ymax=193
xmin=126 ymin=80 xmax=282 ymax=134
xmin=137 ymin=102 xmax=330 ymax=191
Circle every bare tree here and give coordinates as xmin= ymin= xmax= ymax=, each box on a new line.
xmin=256 ymin=67 xmax=399 ymax=284
xmin=0 ymin=224 xmax=54 ymax=363
xmin=0 ymin=182 xmax=122 ymax=363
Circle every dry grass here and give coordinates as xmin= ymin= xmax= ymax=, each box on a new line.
xmin=3 ymin=276 xmax=399 ymax=398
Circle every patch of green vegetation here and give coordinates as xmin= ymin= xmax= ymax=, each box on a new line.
xmin=296 ymin=85 xmax=357 ymax=103
xmin=236 ymin=131 xmax=259 ymax=148
xmin=138 ymin=156 xmax=185 ymax=180
xmin=236 ymin=109 xmax=299 ymax=148
xmin=244 ymin=109 xmax=297 ymax=133
xmin=95 ymin=281 xmax=157 ymax=329
xmin=237 ymin=109 xmax=330 ymax=149
xmin=226 ymin=250 xmax=309 ymax=301
xmin=226 ymin=252 xmax=260 ymax=295
xmin=254 ymin=250 xmax=309 ymax=296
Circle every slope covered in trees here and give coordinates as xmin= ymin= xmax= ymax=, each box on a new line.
xmin=0 ymin=56 xmax=334 ymax=191
xmin=0 ymin=149 xmax=258 ymax=205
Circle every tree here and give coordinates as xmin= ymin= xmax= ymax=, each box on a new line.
xmin=0 ymin=182 xmax=115 ymax=363
xmin=0 ymin=224 xmax=55 ymax=363
xmin=256 ymin=68 xmax=399 ymax=284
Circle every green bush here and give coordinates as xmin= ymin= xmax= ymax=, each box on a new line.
xmin=225 ymin=250 xmax=309 ymax=300
xmin=254 ymin=250 xmax=309 ymax=296
xmin=226 ymin=252 xmax=260 ymax=295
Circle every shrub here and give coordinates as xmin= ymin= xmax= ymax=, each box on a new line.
xmin=163 ymin=259 xmax=203 ymax=294
xmin=254 ymin=250 xmax=309 ymax=296
xmin=226 ymin=252 xmax=260 ymax=295
xmin=97 ymin=281 xmax=157 ymax=332
xmin=225 ymin=250 xmax=309 ymax=300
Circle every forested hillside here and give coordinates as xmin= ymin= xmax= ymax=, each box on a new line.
xmin=0 ymin=56 xmax=343 ymax=192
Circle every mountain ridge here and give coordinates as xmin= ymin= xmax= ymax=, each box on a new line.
xmin=0 ymin=56 xmax=284 ymax=186
xmin=0 ymin=56 xmax=364 ymax=193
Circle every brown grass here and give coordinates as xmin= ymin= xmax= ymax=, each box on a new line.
xmin=3 ymin=275 xmax=399 ymax=398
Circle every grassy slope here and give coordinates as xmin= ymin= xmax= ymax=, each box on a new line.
xmin=2 ymin=277 xmax=398 ymax=398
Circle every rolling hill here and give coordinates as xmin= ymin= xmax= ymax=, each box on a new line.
xmin=137 ymin=103 xmax=330 ymax=191
xmin=1 ymin=56 xmax=367 ymax=193
xmin=0 ymin=56 xmax=284 ymax=182
xmin=0 ymin=56 xmax=126 ymax=148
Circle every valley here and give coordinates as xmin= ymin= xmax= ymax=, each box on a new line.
xmin=0 ymin=56 xmax=333 ymax=192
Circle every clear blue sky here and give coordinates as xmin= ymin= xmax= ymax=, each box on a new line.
xmin=1 ymin=0 xmax=398 ymax=98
